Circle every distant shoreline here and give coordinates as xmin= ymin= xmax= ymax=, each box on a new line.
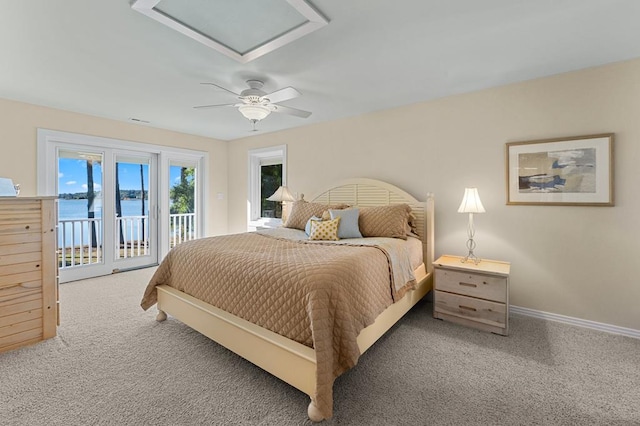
xmin=58 ymin=189 xmax=148 ymax=200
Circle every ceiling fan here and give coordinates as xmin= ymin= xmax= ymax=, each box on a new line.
xmin=194 ymin=80 xmax=312 ymax=130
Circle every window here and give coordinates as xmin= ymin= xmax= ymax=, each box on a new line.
xmin=248 ymin=145 xmax=287 ymax=229
xmin=260 ymin=162 xmax=282 ymax=219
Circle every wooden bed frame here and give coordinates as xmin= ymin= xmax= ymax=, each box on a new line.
xmin=154 ymin=178 xmax=435 ymax=421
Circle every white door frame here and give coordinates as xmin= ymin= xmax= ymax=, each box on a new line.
xmin=112 ymin=149 xmax=158 ymax=271
xmin=37 ymin=129 xmax=208 ymax=282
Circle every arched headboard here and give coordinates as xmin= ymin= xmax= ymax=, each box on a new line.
xmin=309 ymin=178 xmax=434 ymax=273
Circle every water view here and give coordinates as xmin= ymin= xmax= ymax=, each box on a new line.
xmin=59 ymin=198 xmax=147 ymax=220
xmin=58 ymin=199 xmax=148 ymax=248
xmin=56 ymin=156 xmax=196 ymax=267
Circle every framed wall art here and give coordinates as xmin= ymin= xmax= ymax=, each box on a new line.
xmin=506 ymin=133 xmax=614 ymax=206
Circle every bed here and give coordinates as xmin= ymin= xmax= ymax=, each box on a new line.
xmin=141 ymin=178 xmax=434 ymax=421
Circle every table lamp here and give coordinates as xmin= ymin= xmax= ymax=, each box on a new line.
xmin=267 ymin=186 xmax=296 ymax=222
xmin=458 ymin=187 xmax=485 ymax=264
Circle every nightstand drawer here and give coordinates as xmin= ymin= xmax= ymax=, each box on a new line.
xmin=435 ymin=268 xmax=507 ymax=303
xmin=434 ymin=290 xmax=506 ymax=328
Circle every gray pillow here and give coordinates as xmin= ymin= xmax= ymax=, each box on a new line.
xmin=329 ymin=208 xmax=363 ymax=239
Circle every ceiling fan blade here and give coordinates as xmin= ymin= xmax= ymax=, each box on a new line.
xmin=200 ymin=82 xmax=241 ymax=97
xmin=193 ymin=103 xmax=237 ymax=109
xmin=272 ymin=104 xmax=312 ymax=118
xmin=264 ymin=86 xmax=300 ymax=104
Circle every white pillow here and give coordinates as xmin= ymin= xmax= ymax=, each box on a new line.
xmin=305 ymin=216 xmax=323 ymax=236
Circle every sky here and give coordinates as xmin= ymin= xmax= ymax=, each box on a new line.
xmin=58 ymin=159 xmax=183 ymax=194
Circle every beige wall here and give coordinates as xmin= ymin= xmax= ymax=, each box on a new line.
xmin=228 ymin=58 xmax=640 ymax=330
xmin=0 ymin=98 xmax=228 ymax=236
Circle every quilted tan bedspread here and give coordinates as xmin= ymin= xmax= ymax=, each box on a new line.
xmin=141 ymin=232 xmax=416 ymax=418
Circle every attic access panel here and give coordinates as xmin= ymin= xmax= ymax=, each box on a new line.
xmin=131 ymin=0 xmax=328 ymax=63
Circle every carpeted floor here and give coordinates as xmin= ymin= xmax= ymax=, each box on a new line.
xmin=1 ymin=267 xmax=638 ymax=425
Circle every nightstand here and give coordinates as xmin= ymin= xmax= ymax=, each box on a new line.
xmin=433 ymin=255 xmax=510 ymax=336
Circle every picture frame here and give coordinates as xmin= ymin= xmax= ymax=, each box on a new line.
xmin=506 ymin=133 xmax=614 ymax=206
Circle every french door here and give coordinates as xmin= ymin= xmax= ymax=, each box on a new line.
xmin=112 ymin=151 xmax=158 ymax=271
xmin=37 ymin=129 xmax=207 ymax=283
xmin=55 ymin=148 xmax=158 ymax=282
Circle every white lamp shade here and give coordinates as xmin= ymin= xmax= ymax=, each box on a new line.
xmin=458 ymin=187 xmax=486 ymax=213
xmin=238 ymin=104 xmax=271 ymax=121
xmin=266 ymin=186 xmax=296 ymax=202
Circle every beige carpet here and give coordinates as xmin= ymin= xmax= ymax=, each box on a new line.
xmin=1 ymin=267 xmax=639 ymax=425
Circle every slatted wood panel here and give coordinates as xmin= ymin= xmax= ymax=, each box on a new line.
xmin=0 ymin=232 xmax=42 ymax=245
xmin=310 ymin=179 xmax=434 ymax=272
xmin=0 ymin=197 xmax=58 ymax=353
xmin=0 ymin=292 xmax=42 ymax=316
xmin=0 ymin=250 xmax=41 ymax=266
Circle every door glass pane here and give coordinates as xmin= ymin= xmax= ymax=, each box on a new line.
xmin=115 ymin=158 xmax=150 ymax=259
xmin=261 ymin=163 xmax=282 ymax=218
xmin=169 ymin=162 xmax=197 ymax=248
xmin=57 ymin=150 xmax=103 ymax=268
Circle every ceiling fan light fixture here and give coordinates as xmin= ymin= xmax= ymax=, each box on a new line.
xmin=238 ymin=104 xmax=271 ymax=121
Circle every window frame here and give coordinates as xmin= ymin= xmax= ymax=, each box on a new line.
xmin=248 ymin=145 xmax=287 ymax=230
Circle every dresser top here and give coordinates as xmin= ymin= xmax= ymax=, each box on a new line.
xmin=0 ymin=196 xmax=57 ymax=201
xmin=434 ymin=255 xmax=510 ymax=276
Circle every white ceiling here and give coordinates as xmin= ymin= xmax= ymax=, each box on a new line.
xmin=2 ymin=0 xmax=640 ymax=141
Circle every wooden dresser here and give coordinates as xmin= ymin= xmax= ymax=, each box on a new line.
xmin=433 ymin=255 xmax=510 ymax=336
xmin=0 ymin=197 xmax=58 ymax=353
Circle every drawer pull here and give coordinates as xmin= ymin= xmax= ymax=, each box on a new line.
xmin=459 ymin=305 xmax=477 ymax=312
xmin=25 ymin=225 xmax=30 ymax=230
xmin=459 ymin=282 xmax=477 ymax=288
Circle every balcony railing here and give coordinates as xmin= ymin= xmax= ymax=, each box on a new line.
xmin=58 ymin=213 xmax=196 ymax=269
xmin=115 ymin=215 xmax=149 ymax=259
xmin=170 ymin=212 xmax=196 ymax=248
xmin=58 ymin=218 xmax=103 ymax=268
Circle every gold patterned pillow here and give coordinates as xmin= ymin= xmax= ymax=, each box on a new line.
xmin=308 ymin=217 xmax=341 ymax=241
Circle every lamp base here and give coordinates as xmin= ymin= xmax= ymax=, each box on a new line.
xmin=461 ymin=237 xmax=481 ymax=265
xmin=461 ymin=252 xmax=481 ymax=265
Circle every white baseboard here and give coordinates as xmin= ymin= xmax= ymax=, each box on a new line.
xmin=510 ymin=305 xmax=640 ymax=340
